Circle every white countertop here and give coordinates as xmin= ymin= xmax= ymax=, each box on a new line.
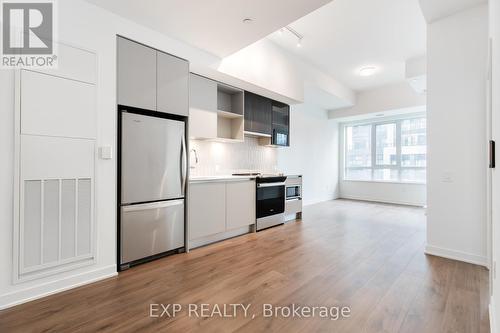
xmin=189 ymin=175 xmax=258 ymax=183
xmin=189 ymin=174 xmax=302 ymax=183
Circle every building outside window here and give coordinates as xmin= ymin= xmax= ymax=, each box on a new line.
xmin=343 ymin=115 xmax=426 ymax=184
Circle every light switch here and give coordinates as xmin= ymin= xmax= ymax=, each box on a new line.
xmin=99 ymin=146 xmax=113 ymax=160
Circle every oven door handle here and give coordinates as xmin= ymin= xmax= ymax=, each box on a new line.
xmin=257 ymin=182 xmax=286 ymax=188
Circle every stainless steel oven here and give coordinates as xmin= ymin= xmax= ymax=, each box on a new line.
xmin=256 ymin=176 xmax=287 ymax=231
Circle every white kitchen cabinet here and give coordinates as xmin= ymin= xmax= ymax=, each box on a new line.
xmin=189 ymin=73 xmax=217 ymax=112
xmin=189 ymin=108 xmax=217 ymax=139
xmin=157 ymin=51 xmax=189 ymax=116
xmin=189 ymin=182 xmax=226 ymax=240
xmin=117 ymin=37 xmax=157 ymax=110
xmin=189 ymin=74 xmax=218 ymax=139
xmin=226 ymin=181 xmax=255 ymax=230
xmin=188 ymin=179 xmax=256 ymax=248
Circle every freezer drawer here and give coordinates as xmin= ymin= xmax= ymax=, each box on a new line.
xmin=121 ymin=199 xmax=184 ymax=264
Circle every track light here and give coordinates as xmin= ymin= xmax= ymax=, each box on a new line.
xmin=278 ymin=26 xmax=304 ymax=48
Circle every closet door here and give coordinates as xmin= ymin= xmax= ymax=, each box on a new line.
xmin=15 ymin=43 xmax=97 ymax=281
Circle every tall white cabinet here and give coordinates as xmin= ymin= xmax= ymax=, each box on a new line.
xmin=117 ymin=36 xmax=189 ymax=116
xmin=14 ymin=43 xmax=97 ymax=282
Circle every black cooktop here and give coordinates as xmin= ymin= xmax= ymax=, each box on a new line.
xmin=255 ymin=175 xmax=287 ymax=183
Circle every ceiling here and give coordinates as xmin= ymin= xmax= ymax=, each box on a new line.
xmin=85 ymin=0 xmax=332 ymax=57
xmin=418 ymin=0 xmax=487 ymax=23
xmin=269 ymin=0 xmax=427 ymax=91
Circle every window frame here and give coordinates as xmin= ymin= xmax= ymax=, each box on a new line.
xmin=341 ymin=114 xmax=426 ymax=185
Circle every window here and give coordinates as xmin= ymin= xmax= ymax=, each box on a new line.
xmin=345 ymin=125 xmax=371 ymax=180
xmin=343 ymin=116 xmax=426 ymax=183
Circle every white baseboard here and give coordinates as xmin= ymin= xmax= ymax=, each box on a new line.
xmin=339 ymin=194 xmax=424 ymax=207
xmin=303 ymin=196 xmax=336 ymax=207
xmin=491 ymin=296 xmax=497 ymax=333
xmin=425 ymin=244 xmax=488 ymax=268
xmin=0 ymin=265 xmax=117 ymax=310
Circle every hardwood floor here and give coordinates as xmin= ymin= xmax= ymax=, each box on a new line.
xmin=0 ymin=199 xmax=490 ymax=333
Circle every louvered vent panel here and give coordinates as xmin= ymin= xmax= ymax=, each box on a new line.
xmin=22 ymin=178 xmax=93 ymax=274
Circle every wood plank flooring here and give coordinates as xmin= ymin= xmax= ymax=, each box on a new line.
xmin=0 ymin=199 xmax=490 ymax=333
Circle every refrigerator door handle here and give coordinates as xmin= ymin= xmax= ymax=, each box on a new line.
xmin=122 ymin=199 xmax=184 ymax=212
xmin=180 ymin=134 xmax=187 ymax=195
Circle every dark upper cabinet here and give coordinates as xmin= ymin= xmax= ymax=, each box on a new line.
xmin=271 ymin=101 xmax=290 ymax=146
xmin=244 ymin=91 xmax=272 ymax=135
xmin=244 ymin=91 xmax=290 ymax=146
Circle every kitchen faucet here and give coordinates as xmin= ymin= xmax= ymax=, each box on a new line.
xmin=190 ymin=149 xmax=199 ymax=168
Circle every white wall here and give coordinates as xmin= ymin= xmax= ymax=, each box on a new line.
xmin=276 ymin=104 xmax=339 ymax=205
xmin=425 ymin=4 xmax=488 ymax=266
xmin=489 ymin=0 xmax=500 ymax=330
xmin=340 ymin=182 xmax=426 ymax=207
xmin=418 ymin=0 xmax=487 ymax=23
xmin=217 ymin=40 xmax=304 ymax=103
xmin=217 ymin=39 xmax=355 ymax=109
xmin=328 ymin=82 xmax=426 ymax=119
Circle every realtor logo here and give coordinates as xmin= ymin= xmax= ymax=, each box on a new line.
xmin=1 ymin=0 xmax=57 ymax=68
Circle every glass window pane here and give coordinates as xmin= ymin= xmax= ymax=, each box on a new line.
xmin=345 ymin=168 xmax=372 ymax=181
xmin=401 ymin=118 xmax=427 ymax=167
xmin=343 ymin=117 xmax=427 ymax=184
xmin=346 ymin=125 xmax=371 ymax=168
xmin=373 ymin=169 xmax=399 ymax=182
xmin=401 ymin=168 xmax=426 ymax=183
xmin=375 ymin=123 xmax=397 ymax=165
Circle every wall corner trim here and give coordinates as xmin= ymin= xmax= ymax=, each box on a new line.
xmin=490 ymin=296 xmax=497 ymax=333
xmin=0 ymin=265 xmax=117 ymax=310
xmin=424 ymin=244 xmax=489 ymax=268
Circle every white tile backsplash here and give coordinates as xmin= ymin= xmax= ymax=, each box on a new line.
xmin=189 ymin=137 xmax=278 ymax=176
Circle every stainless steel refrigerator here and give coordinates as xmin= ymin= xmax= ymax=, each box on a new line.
xmin=120 ymin=111 xmax=187 ymax=268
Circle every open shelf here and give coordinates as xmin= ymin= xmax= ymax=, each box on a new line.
xmin=188 ymin=73 xmax=246 ymax=142
xmin=217 ymin=83 xmax=244 ymax=116
xmin=217 ymin=110 xmax=244 ymax=119
xmin=216 ymin=83 xmax=244 ymax=141
xmin=217 ymin=115 xmax=244 ymax=141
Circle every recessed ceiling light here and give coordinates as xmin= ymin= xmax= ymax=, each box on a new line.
xmin=359 ymin=66 xmax=378 ymax=77
xmin=242 ymin=18 xmax=253 ymax=24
